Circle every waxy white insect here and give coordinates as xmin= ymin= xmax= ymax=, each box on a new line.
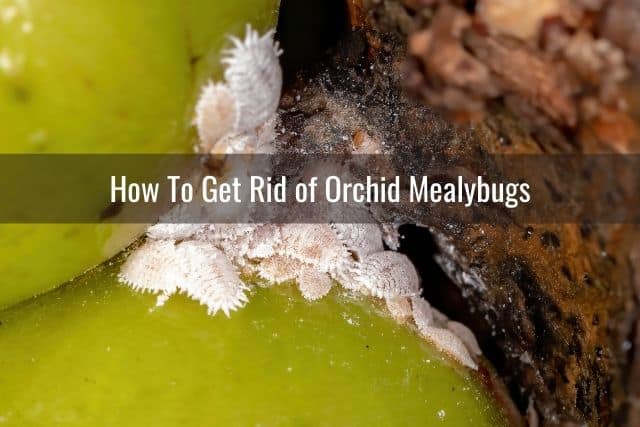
xmin=194 ymin=25 xmax=282 ymax=154
xmin=120 ymin=26 xmax=482 ymax=370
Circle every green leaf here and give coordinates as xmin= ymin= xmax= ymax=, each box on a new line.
xmin=0 ymin=260 xmax=508 ymax=426
xmin=0 ymin=0 xmax=280 ymax=309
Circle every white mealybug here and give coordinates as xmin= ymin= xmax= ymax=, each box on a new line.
xmin=119 ymin=239 xmax=181 ymax=299
xmin=120 ymin=26 xmax=483 ymax=371
xmin=194 ymin=83 xmax=237 ymax=151
xmin=223 ymin=26 xmax=283 ymax=133
xmin=332 ymin=223 xmax=384 ymax=261
xmin=121 ymin=220 xmax=482 ymax=369
xmin=119 ymin=240 xmax=248 ymax=316
xmin=411 ymin=297 xmax=478 ymax=369
xmin=175 ymin=241 xmax=249 ymax=317
xmin=355 ymin=251 xmax=420 ymax=298
xmin=194 ymin=25 xmax=282 ymax=154
xmin=417 ymin=325 xmax=478 ymax=370
xmin=446 ymin=321 xmax=482 ymax=356
xmin=385 ymin=296 xmax=414 ymax=323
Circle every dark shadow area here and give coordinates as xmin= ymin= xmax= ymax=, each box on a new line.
xmin=398 ymin=225 xmax=502 ymax=368
xmin=276 ymin=0 xmax=349 ymax=82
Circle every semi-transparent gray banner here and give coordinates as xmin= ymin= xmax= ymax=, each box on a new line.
xmin=0 ymin=154 xmax=637 ymax=224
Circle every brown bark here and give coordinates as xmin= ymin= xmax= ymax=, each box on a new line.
xmin=277 ymin=0 xmax=640 ymax=424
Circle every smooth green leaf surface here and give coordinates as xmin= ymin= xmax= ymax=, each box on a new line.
xmin=0 ymin=262 xmax=507 ymax=426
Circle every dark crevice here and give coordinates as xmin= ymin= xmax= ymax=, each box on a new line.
xmin=99 ymin=201 xmax=124 ymax=221
xmin=276 ymin=0 xmax=349 ymax=83
xmin=397 ymin=224 xmax=503 ymax=370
